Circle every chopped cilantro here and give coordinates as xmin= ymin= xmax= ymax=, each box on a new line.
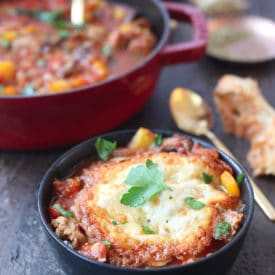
xmin=1 ymin=39 xmax=10 ymax=50
xmin=184 ymin=197 xmax=205 ymax=210
xmin=120 ymin=159 xmax=172 ymax=207
xmin=202 ymin=172 xmax=213 ymax=184
xmin=142 ymin=225 xmax=154 ymax=234
xmin=21 ymin=85 xmax=35 ymax=96
xmin=53 ymin=204 xmax=73 ymax=218
xmin=103 ymin=239 xmax=112 ymax=247
xmin=59 ymin=29 xmax=70 ymax=40
xmin=36 ymin=59 xmax=46 ymax=68
xmin=95 ymin=137 xmax=117 ymax=161
xmin=214 ymin=221 xmax=231 ymax=240
xmin=112 ymin=220 xmax=118 ymax=225
xmin=237 ymin=173 xmax=244 ymax=184
xmin=102 ymin=44 xmax=112 ymax=58
xmin=0 ymin=85 xmax=4 ymax=94
xmin=154 ymin=134 xmax=163 ymax=147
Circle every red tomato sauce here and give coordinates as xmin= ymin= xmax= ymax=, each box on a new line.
xmin=0 ymin=0 xmax=156 ymax=96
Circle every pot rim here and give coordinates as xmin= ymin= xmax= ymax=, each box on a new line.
xmin=0 ymin=0 xmax=170 ymax=100
xmin=38 ymin=129 xmax=254 ymax=273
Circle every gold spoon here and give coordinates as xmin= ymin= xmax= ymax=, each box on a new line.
xmin=170 ymin=87 xmax=275 ymax=221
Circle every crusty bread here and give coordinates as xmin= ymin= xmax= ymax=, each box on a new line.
xmin=189 ymin=0 xmax=247 ymax=15
xmin=214 ymin=74 xmax=275 ymax=176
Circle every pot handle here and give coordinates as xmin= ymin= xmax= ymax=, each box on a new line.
xmin=160 ymin=2 xmax=207 ymax=66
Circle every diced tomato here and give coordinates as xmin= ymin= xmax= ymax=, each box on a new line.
xmin=53 ymin=178 xmax=81 ymax=197
xmin=49 ymin=197 xmax=73 ymax=218
xmin=49 ymin=205 xmax=60 ymax=219
xmin=80 ymin=242 xmax=108 ymax=262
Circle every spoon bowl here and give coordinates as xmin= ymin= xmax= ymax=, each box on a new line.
xmin=169 ymin=87 xmax=213 ymax=135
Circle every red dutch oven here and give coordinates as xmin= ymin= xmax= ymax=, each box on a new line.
xmin=0 ymin=0 xmax=207 ymax=150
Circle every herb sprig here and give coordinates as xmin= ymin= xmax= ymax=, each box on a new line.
xmin=120 ymin=159 xmax=171 ymax=207
xmin=53 ymin=203 xmax=73 ymax=218
xmin=95 ymin=137 xmax=117 ymax=161
xmin=184 ymin=197 xmax=205 ymax=210
xmin=214 ymin=221 xmax=231 ymax=240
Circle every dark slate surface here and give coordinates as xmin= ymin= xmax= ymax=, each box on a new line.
xmin=0 ymin=0 xmax=275 ymax=274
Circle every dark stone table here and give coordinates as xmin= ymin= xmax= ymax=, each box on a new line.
xmin=0 ymin=0 xmax=274 ymax=274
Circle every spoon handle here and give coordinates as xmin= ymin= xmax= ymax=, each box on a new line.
xmin=205 ymin=130 xmax=275 ymax=221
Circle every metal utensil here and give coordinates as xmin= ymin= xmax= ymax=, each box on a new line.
xmin=207 ymin=16 xmax=275 ymax=63
xmin=71 ymin=0 xmax=85 ymax=26
xmin=169 ymin=87 xmax=275 ymax=221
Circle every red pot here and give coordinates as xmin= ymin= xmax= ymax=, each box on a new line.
xmin=0 ymin=1 xmax=207 ymax=150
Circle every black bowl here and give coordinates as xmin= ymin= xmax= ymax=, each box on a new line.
xmin=38 ymin=129 xmax=254 ymax=275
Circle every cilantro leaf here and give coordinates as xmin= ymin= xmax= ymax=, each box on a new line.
xmin=59 ymin=29 xmax=70 ymax=40
xmin=202 ymin=172 xmax=213 ymax=184
xmin=154 ymin=134 xmax=163 ymax=147
xmin=102 ymin=43 xmax=112 ymax=58
xmin=53 ymin=204 xmax=73 ymax=218
xmin=120 ymin=159 xmax=171 ymax=207
xmin=0 ymin=85 xmax=4 ymax=94
xmin=237 ymin=173 xmax=244 ymax=184
xmin=95 ymin=137 xmax=117 ymax=161
xmin=142 ymin=225 xmax=154 ymax=234
xmin=21 ymin=85 xmax=35 ymax=96
xmin=16 ymin=9 xmax=64 ymax=24
xmin=184 ymin=197 xmax=205 ymax=210
xmin=1 ymin=39 xmax=10 ymax=50
xmin=214 ymin=221 xmax=231 ymax=240
xmin=103 ymin=239 xmax=112 ymax=247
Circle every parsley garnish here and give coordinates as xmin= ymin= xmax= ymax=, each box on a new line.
xmin=202 ymin=172 xmax=213 ymax=184
xmin=112 ymin=220 xmax=118 ymax=225
xmin=214 ymin=221 xmax=231 ymax=240
xmin=37 ymin=59 xmax=46 ymax=68
xmin=95 ymin=137 xmax=117 ymax=161
xmin=103 ymin=239 xmax=112 ymax=247
xmin=237 ymin=173 xmax=244 ymax=184
xmin=142 ymin=225 xmax=154 ymax=234
xmin=120 ymin=159 xmax=172 ymax=207
xmin=184 ymin=197 xmax=205 ymax=210
xmin=0 ymin=85 xmax=4 ymax=94
xmin=16 ymin=9 xmax=64 ymax=26
xmin=53 ymin=204 xmax=73 ymax=218
xmin=59 ymin=29 xmax=70 ymax=40
xmin=154 ymin=134 xmax=163 ymax=147
xmin=1 ymin=39 xmax=10 ymax=50
xmin=21 ymin=85 xmax=35 ymax=96
xmin=102 ymin=44 xmax=112 ymax=58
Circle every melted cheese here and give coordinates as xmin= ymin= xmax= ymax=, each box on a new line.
xmin=73 ymin=151 xmax=240 ymax=267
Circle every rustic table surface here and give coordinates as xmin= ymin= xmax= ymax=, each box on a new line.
xmin=1 ymin=1 xmax=275 ymax=274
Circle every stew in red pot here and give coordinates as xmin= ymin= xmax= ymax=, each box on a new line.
xmin=0 ymin=0 xmax=156 ymax=96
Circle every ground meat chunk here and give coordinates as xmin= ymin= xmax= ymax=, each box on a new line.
xmin=51 ymin=216 xmax=87 ymax=249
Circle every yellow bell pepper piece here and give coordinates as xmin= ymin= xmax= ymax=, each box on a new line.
xmin=92 ymin=60 xmax=108 ymax=79
xmin=0 ymin=60 xmax=16 ymax=82
xmin=49 ymin=80 xmax=71 ymax=93
xmin=220 ymin=171 xmax=240 ymax=197
xmin=114 ymin=7 xmax=126 ymax=21
xmin=1 ymin=86 xmax=17 ymax=96
xmin=128 ymin=127 xmax=155 ymax=149
xmin=3 ymin=31 xmax=17 ymax=42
